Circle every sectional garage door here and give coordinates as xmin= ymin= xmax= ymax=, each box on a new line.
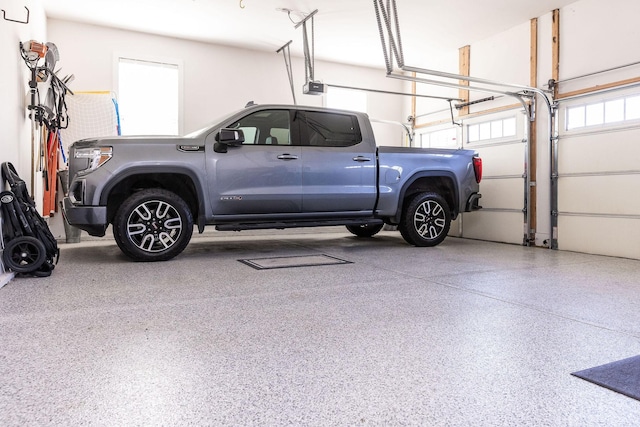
xmin=555 ymin=87 xmax=640 ymax=259
xmin=416 ymin=108 xmax=528 ymax=245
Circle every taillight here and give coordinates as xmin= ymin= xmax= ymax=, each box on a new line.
xmin=473 ymin=156 xmax=482 ymax=183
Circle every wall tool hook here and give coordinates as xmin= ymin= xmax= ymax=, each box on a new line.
xmin=2 ymin=6 xmax=29 ymax=24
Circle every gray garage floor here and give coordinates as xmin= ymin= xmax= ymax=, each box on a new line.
xmin=1 ymin=228 xmax=640 ymax=426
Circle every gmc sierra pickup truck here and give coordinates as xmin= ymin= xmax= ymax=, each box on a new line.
xmin=63 ymin=104 xmax=482 ymax=261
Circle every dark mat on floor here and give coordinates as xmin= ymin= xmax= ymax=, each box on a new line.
xmin=239 ymin=254 xmax=351 ymax=270
xmin=572 ymin=355 xmax=640 ymax=401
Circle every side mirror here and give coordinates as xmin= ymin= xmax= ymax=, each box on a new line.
xmin=216 ymin=128 xmax=245 ymax=145
xmin=214 ymin=128 xmax=245 ymax=153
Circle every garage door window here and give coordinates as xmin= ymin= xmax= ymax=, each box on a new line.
xmin=467 ymin=117 xmax=516 ymax=143
xmin=420 ymin=128 xmax=457 ymax=148
xmin=566 ymin=94 xmax=640 ymax=130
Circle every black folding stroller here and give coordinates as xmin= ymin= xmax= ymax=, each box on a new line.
xmin=1 ymin=162 xmax=59 ymax=277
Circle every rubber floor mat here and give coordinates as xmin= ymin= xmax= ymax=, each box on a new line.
xmin=239 ymin=254 xmax=351 ymax=270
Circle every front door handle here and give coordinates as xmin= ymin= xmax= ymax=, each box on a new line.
xmin=277 ymin=154 xmax=298 ymax=160
xmin=353 ymin=156 xmax=371 ymax=162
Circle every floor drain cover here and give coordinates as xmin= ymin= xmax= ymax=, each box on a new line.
xmin=239 ymin=254 xmax=351 ymax=270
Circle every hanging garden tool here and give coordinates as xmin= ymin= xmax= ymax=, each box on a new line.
xmin=19 ymin=40 xmax=72 ymax=218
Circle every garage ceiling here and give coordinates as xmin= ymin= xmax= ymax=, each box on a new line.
xmin=43 ymin=0 xmax=578 ymax=69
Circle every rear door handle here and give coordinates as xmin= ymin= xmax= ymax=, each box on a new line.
xmin=353 ymin=156 xmax=371 ymax=162
xmin=277 ymin=154 xmax=298 ymax=160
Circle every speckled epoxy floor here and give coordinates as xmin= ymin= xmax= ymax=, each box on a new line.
xmin=1 ymin=228 xmax=640 ymax=426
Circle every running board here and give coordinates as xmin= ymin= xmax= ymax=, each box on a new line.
xmin=215 ymin=218 xmax=384 ymax=232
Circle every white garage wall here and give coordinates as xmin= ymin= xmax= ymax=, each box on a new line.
xmin=411 ymin=49 xmax=460 ymax=126
xmin=0 ymin=0 xmax=47 ymax=182
xmin=46 ymin=19 xmax=404 ymax=139
xmin=469 ymin=21 xmax=531 ymax=111
xmin=0 ymin=0 xmax=47 ymax=280
xmin=559 ymin=0 xmax=640 ymax=94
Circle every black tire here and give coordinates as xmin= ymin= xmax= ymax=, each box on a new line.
xmin=346 ymin=223 xmax=384 ymax=238
xmin=398 ymin=192 xmax=451 ymax=247
xmin=113 ymin=189 xmax=193 ymax=262
xmin=2 ymin=236 xmax=47 ymax=273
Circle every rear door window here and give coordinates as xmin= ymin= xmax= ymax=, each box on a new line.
xmin=300 ymin=111 xmax=362 ymax=147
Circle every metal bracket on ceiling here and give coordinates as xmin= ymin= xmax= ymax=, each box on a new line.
xmin=295 ymin=9 xmax=319 ymax=84
xmin=2 ymin=6 xmax=29 ymax=24
xmin=277 ymin=40 xmax=297 ymax=105
xmin=448 ymin=100 xmax=462 ymax=127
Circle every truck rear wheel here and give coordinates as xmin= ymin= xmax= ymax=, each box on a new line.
xmin=399 ymin=192 xmax=451 ymax=247
xmin=113 ymin=189 xmax=193 ymax=262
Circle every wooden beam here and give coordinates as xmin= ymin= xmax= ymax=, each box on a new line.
xmin=458 ymin=45 xmax=470 ymax=116
xmin=552 ymin=9 xmax=560 ymax=98
xmin=557 ymin=76 xmax=640 ymax=99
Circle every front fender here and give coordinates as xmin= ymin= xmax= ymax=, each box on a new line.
xmin=99 ymin=165 xmax=209 ymax=232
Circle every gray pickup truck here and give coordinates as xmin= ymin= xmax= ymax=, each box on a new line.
xmin=63 ymin=104 xmax=482 ymax=261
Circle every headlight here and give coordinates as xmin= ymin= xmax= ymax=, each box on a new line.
xmin=74 ymin=147 xmax=112 ymax=175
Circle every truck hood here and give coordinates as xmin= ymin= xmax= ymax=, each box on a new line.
xmin=72 ymin=135 xmax=200 ymax=148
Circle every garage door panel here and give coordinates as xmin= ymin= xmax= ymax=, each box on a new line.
xmin=558 ymin=216 xmax=640 ymax=259
xmin=463 ymin=211 xmax=523 ymax=245
xmin=449 ymin=216 xmax=462 ymax=237
xmin=559 ymin=128 xmax=640 ymax=174
xmin=473 ymin=143 xmax=524 ymax=176
xmin=558 ymin=175 xmax=640 ymax=215
xmin=478 ymin=178 xmax=523 ymax=210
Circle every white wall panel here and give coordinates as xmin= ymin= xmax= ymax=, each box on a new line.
xmin=560 ymin=0 xmax=640 ymax=91
xmin=470 ymin=21 xmax=531 ymax=110
xmin=46 ymin=19 xmax=405 ymax=136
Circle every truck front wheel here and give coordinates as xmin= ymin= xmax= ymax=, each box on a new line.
xmin=399 ymin=192 xmax=451 ymax=247
xmin=113 ymin=189 xmax=193 ymax=262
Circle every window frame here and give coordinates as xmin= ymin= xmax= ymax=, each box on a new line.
xmin=564 ymin=93 xmax=640 ymax=132
xmin=228 ymin=109 xmax=293 ymax=146
xmin=466 ymin=116 xmax=518 ymax=144
xmin=114 ymin=53 xmax=184 ymax=136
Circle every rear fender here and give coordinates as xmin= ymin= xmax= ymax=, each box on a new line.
xmin=392 ymin=171 xmax=459 ymax=223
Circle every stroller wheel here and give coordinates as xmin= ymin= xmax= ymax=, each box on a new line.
xmin=2 ymin=236 xmax=47 ymax=273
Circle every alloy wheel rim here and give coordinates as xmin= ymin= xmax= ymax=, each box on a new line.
xmin=127 ymin=199 xmax=183 ymax=253
xmin=413 ymin=200 xmax=446 ymax=239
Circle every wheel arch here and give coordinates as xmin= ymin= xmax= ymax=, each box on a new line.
xmin=393 ymin=172 xmax=459 ymax=223
xmin=100 ymin=167 xmax=206 ymax=232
